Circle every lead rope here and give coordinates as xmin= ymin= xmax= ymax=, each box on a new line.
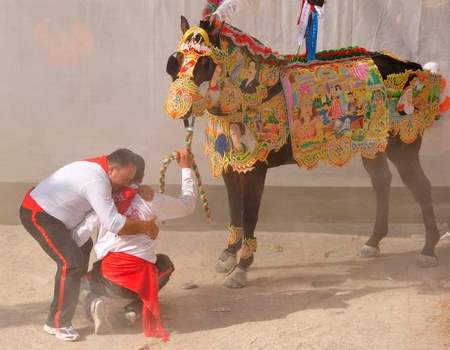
xmin=159 ymin=121 xmax=212 ymax=222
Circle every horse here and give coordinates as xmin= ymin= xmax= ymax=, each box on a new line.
xmin=164 ymin=16 xmax=444 ymax=288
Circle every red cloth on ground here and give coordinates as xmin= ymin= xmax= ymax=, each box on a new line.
xmin=100 ymin=252 xmax=169 ymax=341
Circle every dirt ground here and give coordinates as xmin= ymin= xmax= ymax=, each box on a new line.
xmin=1 ymin=224 xmax=449 ymax=350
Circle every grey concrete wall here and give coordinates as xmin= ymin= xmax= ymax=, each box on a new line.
xmin=0 ymin=0 xmax=449 ymax=188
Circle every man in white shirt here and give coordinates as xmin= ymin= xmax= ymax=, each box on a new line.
xmin=77 ymin=150 xmax=196 ymax=340
xmin=19 ymin=149 xmax=159 ymax=342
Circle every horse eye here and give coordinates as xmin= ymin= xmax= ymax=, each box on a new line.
xmin=201 ymin=57 xmax=211 ymax=66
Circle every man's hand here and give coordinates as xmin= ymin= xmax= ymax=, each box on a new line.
xmin=119 ymin=218 xmax=159 ymax=239
xmin=176 ymin=148 xmax=194 ymax=169
xmin=138 ymin=185 xmax=154 ymax=201
xmin=142 ymin=218 xmax=159 ymax=239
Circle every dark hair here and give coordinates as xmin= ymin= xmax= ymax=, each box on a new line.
xmin=107 ymin=149 xmax=137 ymax=167
xmin=132 ymin=153 xmax=146 ymax=184
xmin=230 ymin=122 xmax=246 ymax=135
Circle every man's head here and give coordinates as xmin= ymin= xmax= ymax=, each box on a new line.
xmin=132 ymin=153 xmax=146 ymax=185
xmin=107 ymin=149 xmax=138 ymax=190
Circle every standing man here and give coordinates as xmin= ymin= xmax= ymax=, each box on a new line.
xmin=19 ymin=149 xmax=159 ymax=341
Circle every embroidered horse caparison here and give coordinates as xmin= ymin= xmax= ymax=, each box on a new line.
xmin=165 ymin=17 xmax=446 ymax=288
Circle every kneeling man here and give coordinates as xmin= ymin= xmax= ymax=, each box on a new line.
xmin=77 ymin=149 xmax=196 ymax=340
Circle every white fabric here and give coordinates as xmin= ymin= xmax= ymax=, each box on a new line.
xmin=73 ymin=168 xmax=196 ymax=261
xmin=297 ymin=0 xmax=311 ymax=45
xmin=213 ymin=0 xmax=254 ymax=23
xmin=297 ymin=1 xmax=325 ymax=46
xmin=70 ymin=211 xmax=99 ymax=247
xmin=423 ymin=62 xmax=439 ymax=74
xmin=31 ymin=161 xmax=126 ymax=233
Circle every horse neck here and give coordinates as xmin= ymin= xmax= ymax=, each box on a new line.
xmin=206 ymin=35 xmax=285 ymax=117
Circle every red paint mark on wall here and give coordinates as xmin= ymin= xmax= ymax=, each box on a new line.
xmin=35 ymin=19 xmax=94 ymax=68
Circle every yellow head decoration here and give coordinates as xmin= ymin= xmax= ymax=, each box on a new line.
xmin=164 ymin=26 xmax=226 ymax=119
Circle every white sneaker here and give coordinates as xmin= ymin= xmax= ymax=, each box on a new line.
xmin=124 ymin=310 xmax=139 ymax=325
xmin=43 ymin=324 xmax=80 ymax=341
xmin=90 ymin=297 xmax=113 ymax=335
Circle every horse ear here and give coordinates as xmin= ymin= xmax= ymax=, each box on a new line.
xmin=181 ymin=15 xmax=190 ymax=34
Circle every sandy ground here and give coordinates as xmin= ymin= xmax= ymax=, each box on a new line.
xmin=1 ymin=224 xmax=450 ymax=350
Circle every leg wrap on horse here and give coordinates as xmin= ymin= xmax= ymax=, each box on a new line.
xmin=226 ymin=225 xmax=243 ymax=254
xmin=238 ymin=237 xmax=257 ymax=269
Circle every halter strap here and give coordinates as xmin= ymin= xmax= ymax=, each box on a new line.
xmin=181 ymin=26 xmax=210 ymax=46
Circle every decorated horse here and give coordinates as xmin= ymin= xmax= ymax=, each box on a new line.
xmin=164 ymin=4 xmax=448 ymax=288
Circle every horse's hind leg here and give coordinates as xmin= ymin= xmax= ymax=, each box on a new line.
xmin=216 ymin=169 xmax=243 ymax=273
xmin=386 ymin=136 xmax=440 ymax=267
xmin=360 ymin=153 xmax=392 ymax=257
xmin=224 ymin=163 xmax=268 ymax=288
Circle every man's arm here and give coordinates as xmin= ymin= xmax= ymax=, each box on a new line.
xmin=71 ymin=211 xmax=99 ymax=246
xmin=82 ymin=180 xmax=158 ymax=237
xmin=148 ymin=149 xmax=197 ymax=221
xmin=72 ymin=210 xmax=159 ymax=241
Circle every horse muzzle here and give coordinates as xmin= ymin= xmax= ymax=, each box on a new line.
xmin=164 ymin=77 xmax=206 ymax=119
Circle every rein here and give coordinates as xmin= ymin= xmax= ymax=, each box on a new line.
xmin=159 ymin=117 xmax=212 ymax=222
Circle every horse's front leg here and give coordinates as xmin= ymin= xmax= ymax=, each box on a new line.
xmin=216 ymin=169 xmax=244 ymax=273
xmin=224 ymin=163 xmax=268 ymax=288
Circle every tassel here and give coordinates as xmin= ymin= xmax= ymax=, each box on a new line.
xmin=306 ymin=9 xmax=319 ymax=61
xmin=202 ymin=0 xmax=222 ymax=19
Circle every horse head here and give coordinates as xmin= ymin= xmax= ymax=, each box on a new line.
xmin=164 ymin=16 xmax=225 ymax=121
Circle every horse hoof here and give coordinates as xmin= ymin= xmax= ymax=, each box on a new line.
xmin=215 ymin=250 xmax=237 ymax=273
xmin=224 ymin=266 xmax=247 ymax=289
xmin=417 ymin=254 xmax=438 ymax=268
xmin=359 ymin=244 xmax=380 ymax=258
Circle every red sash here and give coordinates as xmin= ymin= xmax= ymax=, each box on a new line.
xmin=101 ymin=252 xmax=169 ymax=341
xmin=21 ymin=189 xmax=44 ymax=212
xmin=102 ymin=186 xmax=168 ymax=341
xmin=84 ymin=155 xmax=109 ymax=173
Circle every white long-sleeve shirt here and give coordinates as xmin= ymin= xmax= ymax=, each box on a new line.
xmin=72 ymin=168 xmax=197 ymax=263
xmin=31 ymin=161 xmax=126 ymax=233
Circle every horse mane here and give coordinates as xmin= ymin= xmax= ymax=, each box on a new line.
xmin=219 ymin=23 xmax=369 ymax=65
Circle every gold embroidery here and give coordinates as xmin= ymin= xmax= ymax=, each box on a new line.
xmin=240 ymin=238 xmax=257 ymax=260
xmin=285 ymin=58 xmax=389 ymax=169
xmin=227 ymin=225 xmax=243 ymax=245
xmin=384 ymin=70 xmax=441 ymax=143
